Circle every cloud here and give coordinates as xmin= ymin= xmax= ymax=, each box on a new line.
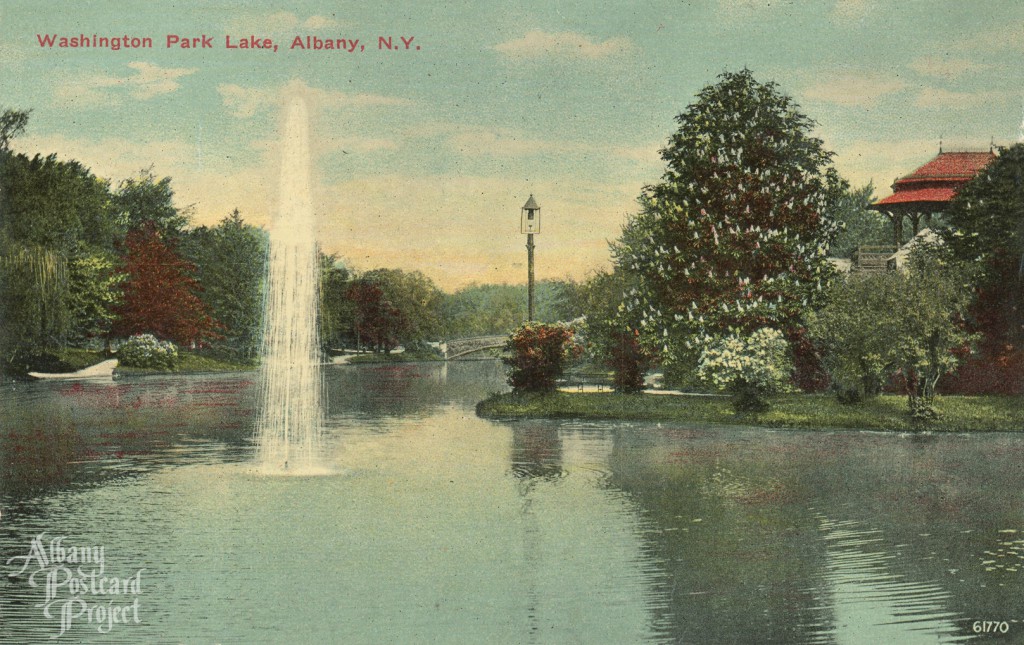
xmin=800 ymin=72 xmax=906 ymax=107
xmin=830 ymin=0 xmax=873 ymax=22
xmin=913 ymin=87 xmax=1010 ymax=109
xmin=831 ymin=138 xmax=949 ymax=190
xmin=53 ymin=62 xmax=197 ymax=107
xmin=226 ymin=12 xmax=343 ymax=34
xmin=494 ymin=30 xmax=634 ymax=60
xmin=218 ymin=79 xmax=411 ymax=118
xmin=908 ymin=56 xmax=985 ymax=80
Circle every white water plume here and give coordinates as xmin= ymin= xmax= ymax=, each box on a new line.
xmin=255 ymin=96 xmax=323 ymax=471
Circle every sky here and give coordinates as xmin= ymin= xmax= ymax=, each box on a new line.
xmin=3 ymin=0 xmax=1024 ymax=291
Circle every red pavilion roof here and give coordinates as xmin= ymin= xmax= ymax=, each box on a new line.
xmin=872 ymin=150 xmax=995 ymax=210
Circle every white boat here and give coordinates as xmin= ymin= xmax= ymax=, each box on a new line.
xmin=28 ymin=359 xmax=118 ymax=380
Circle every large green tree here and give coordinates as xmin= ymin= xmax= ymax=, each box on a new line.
xmin=613 ymin=69 xmax=841 ymax=382
xmin=0 ymin=152 xmax=116 ymax=254
xmin=113 ymin=167 xmax=190 ymax=241
xmin=941 ymin=144 xmax=1024 ymax=351
xmin=182 ymin=209 xmax=267 ymax=359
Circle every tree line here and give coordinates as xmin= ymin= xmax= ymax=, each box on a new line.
xmin=0 ymin=109 xmax=585 ymax=374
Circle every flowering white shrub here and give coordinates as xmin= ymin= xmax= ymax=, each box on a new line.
xmin=697 ymin=328 xmax=793 ymax=411
xmin=118 ymin=334 xmax=179 ymax=370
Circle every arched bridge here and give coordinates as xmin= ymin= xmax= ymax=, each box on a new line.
xmin=442 ymin=335 xmax=507 ymax=360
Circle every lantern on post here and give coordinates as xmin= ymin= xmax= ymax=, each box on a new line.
xmin=521 ymin=195 xmax=540 ymax=322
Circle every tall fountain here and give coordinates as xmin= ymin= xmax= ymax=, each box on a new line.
xmin=256 ymin=97 xmax=323 ymax=471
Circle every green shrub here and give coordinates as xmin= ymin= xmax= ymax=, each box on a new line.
xmin=697 ymin=328 xmax=793 ymax=412
xmin=117 ymin=334 xmax=179 ymax=370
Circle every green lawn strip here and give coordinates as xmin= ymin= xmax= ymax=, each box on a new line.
xmin=115 ymin=352 xmax=256 ymax=375
xmin=476 ymin=391 xmax=1024 ymax=433
xmin=346 ymin=351 xmax=443 ymax=364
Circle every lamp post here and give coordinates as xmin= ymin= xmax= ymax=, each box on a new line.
xmin=521 ymin=195 xmax=540 ymax=322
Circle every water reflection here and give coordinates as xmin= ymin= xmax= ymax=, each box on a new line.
xmin=1 ymin=363 xmax=1022 ymax=643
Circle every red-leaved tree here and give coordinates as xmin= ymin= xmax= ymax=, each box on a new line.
xmin=111 ymin=226 xmax=220 ymax=346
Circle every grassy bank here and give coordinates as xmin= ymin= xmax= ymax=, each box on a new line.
xmin=345 ymin=350 xmax=443 ymax=364
xmin=115 ymin=352 xmax=257 ymax=375
xmin=476 ymin=391 xmax=1024 ymax=433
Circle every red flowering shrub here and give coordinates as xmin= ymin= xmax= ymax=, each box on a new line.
xmin=607 ymin=330 xmax=653 ymax=393
xmin=503 ymin=323 xmax=581 ymax=393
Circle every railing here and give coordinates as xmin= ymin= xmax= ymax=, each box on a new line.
xmin=854 ymin=245 xmax=898 ymax=273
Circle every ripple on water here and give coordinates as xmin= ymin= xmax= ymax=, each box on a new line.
xmin=804 ymin=515 xmax=972 ymax=644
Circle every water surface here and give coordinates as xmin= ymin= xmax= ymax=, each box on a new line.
xmin=1 ymin=361 xmax=1021 ymax=643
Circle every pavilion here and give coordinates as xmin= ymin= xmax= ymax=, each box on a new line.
xmin=869 ymin=148 xmax=996 ymax=246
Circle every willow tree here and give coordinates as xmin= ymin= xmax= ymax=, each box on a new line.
xmin=0 ymin=243 xmax=70 ymax=362
xmin=613 ymin=69 xmax=841 ymax=385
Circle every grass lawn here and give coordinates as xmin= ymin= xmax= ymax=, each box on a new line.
xmin=346 ymin=350 xmax=443 ymax=364
xmin=476 ymin=391 xmax=1024 ymax=433
xmin=115 ymin=351 xmax=257 ymax=375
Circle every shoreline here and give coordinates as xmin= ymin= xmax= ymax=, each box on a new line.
xmin=476 ymin=391 xmax=1024 ymax=434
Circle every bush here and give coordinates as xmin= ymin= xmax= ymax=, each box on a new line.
xmin=607 ymin=330 xmax=654 ymax=393
xmin=117 ymin=334 xmax=179 ymax=370
xmin=697 ymin=328 xmax=793 ymax=412
xmin=503 ymin=322 xmax=581 ymax=393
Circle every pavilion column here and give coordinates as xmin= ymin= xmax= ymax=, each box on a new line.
xmin=909 ymin=212 xmax=922 ymax=236
xmin=888 ymin=211 xmax=903 ymax=247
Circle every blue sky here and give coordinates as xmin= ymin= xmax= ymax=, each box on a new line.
xmin=3 ymin=0 xmax=1023 ymax=289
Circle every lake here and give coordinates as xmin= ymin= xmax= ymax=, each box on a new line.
xmin=1 ymin=360 xmax=1021 ymax=643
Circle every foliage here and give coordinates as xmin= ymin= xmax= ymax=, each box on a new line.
xmin=67 ymin=253 xmax=124 ymax=343
xmin=0 ymin=151 xmax=117 ymax=254
xmin=346 ymin=279 xmax=403 ymax=352
xmin=112 ymin=167 xmax=190 ymax=241
xmin=503 ymin=322 xmax=582 ymax=393
xmin=319 ymin=255 xmax=354 ymax=349
xmin=807 ymin=245 xmax=975 ymax=416
xmin=111 ymin=226 xmax=220 ymax=347
xmin=117 ymin=333 xmax=179 ymax=370
xmin=181 ymin=210 xmax=267 ymax=359
xmin=697 ymin=327 xmax=793 ymax=412
xmin=613 ymin=69 xmax=840 ymax=385
xmin=940 ymin=143 xmax=1024 ymax=388
xmin=829 ymin=182 xmax=898 ymax=258
xmin=363 ymin=268 xmax=445 ymax=344
xmin=0 ymin=108 xmax=30 ymax=150
xmin=441 ymin=280 xmax=583 ymax=338
xmin=607 ymin=329 xmax=653 ymax=393
xmin=0 ymin=243 xmax=70 ymax=364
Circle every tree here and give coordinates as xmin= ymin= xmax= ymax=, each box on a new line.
xmin=830 ymin=182 xmax=896 ymax=258
xmin=346 ymin=278 xmax=403 ymax=352
xmin=807 ymin=245 xmax=975 ymax=417
xmin=67 ymin=253 xmax=124 ymax=344
xmin=112 ymin=167 xmax=191 ymax=241
xmin=181 ymin=210 xmax=267 ymax=359
xmin=0 ymin=152 xmax=116 ymax=254
xmin=319 ymin=255 xmax=354 ymax=350
xmin=362 ymin=268 xmax=445 ymax=345
xmin=0 ymin=243 xmax=70 ymax=365
xmin=111 ymin=226 xmax=220 ymax=347
xmin=0 ymin=108 xmax=30 ymax=151
xmin=613 ymin=69 xmax=841 ymax=385
xmin=941 ymin=143 xmax=1024 ymax=378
